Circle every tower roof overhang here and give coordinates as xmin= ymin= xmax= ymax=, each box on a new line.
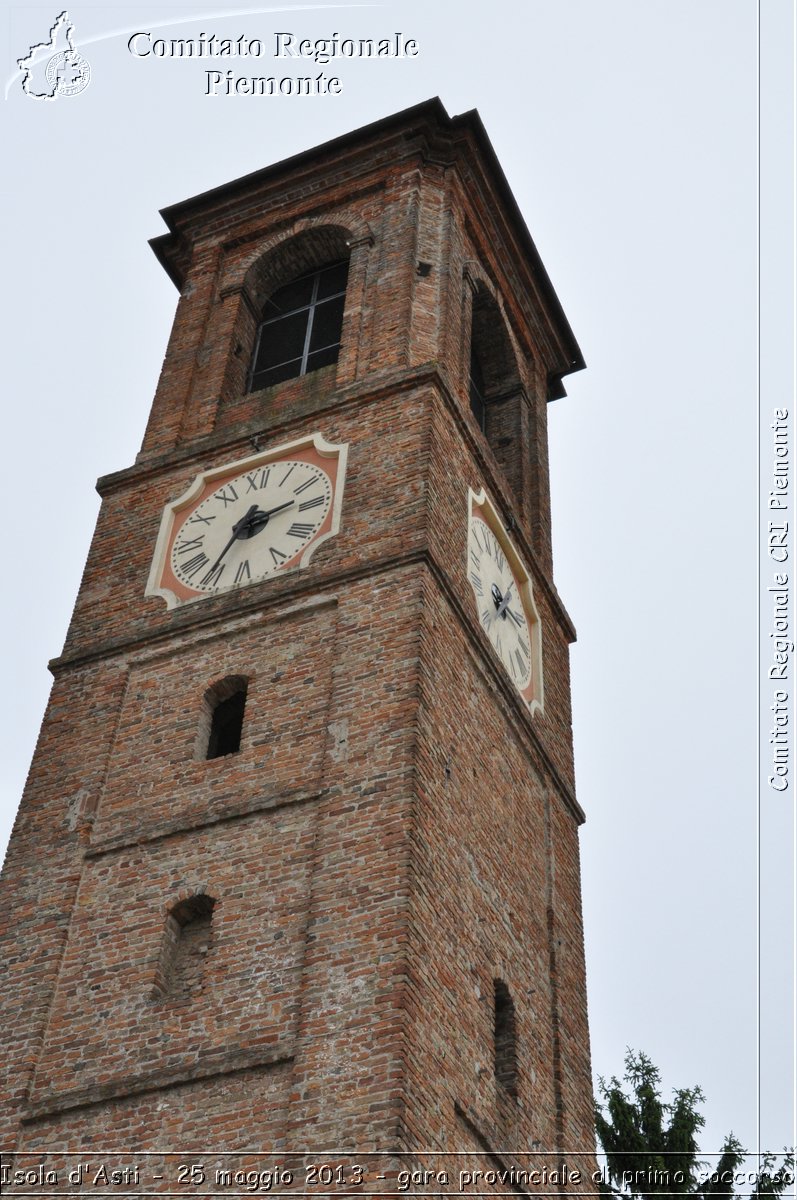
xmin=150 ymin=97 xmax=585 ymax=397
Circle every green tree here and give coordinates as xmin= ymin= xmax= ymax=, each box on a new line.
xmin=594 ymin=1051 xmax=793 ymax=1200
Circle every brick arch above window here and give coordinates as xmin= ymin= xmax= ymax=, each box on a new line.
xmin=246 ymin=226 xmax=350 ymax=314
xmin=219 ymin=210 xmax=375 ymax=302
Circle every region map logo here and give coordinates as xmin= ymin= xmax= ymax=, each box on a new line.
xmin=17 ymin=11 xmax=90 ymax=99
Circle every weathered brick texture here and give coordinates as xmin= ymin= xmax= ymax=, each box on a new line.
xmin=0 ymin=99 xmax=594 ymax=1186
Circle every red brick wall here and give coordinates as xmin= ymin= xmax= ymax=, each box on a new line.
xmin=0 ymin=102 xmax=593 ymax=1181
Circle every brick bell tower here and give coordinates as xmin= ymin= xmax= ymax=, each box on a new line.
xmin=0 ymin=99 xmax=593 ymax=1184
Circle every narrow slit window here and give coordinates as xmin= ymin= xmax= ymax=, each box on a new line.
xmin=207 ymin=689 xmax=246 ymax=758
xmin=201 ymin=676 xmax=248 ymax=761
xmin=494 ymin=979 xmax=519 ymax=1098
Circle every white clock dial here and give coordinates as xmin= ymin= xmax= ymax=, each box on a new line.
xmin=469 ymin=517 xmax=533 ymax=691
xmin=170 ymin=459 xmax=333 ymax=594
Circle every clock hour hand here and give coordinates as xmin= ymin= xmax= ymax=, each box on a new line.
xmin=495 ymin=581 xmax=514 ymax=620
xmin=208 ymin=498 xmax=297 ymax=574
xmin=207 ymin=504 xmax=261 ymax=573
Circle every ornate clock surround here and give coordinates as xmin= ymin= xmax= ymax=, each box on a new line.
xmin=467 ymin=486 xmax=545 ymax=716
xmin=146 ymin=432 xmax=348 ymax=609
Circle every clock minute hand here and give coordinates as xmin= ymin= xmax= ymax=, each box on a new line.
xmin=208 ymin=498 xmax=297 ymax=574
xmin=240 ymin=499 xmax=295 ymax=537
xmin=207 ymin=504 xmax=261 ymax=574
xmin=256 ymin=499 xmax=295 ymax=521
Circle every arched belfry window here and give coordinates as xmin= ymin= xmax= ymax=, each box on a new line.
xmin=494 ymin=979 xmax=519 ymax=1099
xmin=469 ymin=287 xmax=524 ymax=495
xmin=246 ymin=228 xmax=351 ymax=393
xmin=199 ymin=675 xmax=248 ymax=760
xmin=249 ymin=259 xmax=348 ymax=391
xmin=469 ymin=341 xmax=488 ymax=432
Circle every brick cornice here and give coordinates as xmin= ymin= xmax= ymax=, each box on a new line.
xmin=23 ymin=1053 xmax=293 ymax=1125
xmin=85 ymin=786 xmax=323 ymax=860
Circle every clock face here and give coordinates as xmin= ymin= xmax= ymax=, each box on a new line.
xmin=467 ymin=489 xmax=543 ymax=714
xmin=170 ymin=459 xmax=332 ymax=593
xmin=469 ymin=517 xmax=533 ymax=691
xmin=147 ymin=434 xmax=347 ymax=608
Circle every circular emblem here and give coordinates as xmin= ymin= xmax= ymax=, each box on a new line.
xmin=45 ymin=50 xmax=91 ymax=97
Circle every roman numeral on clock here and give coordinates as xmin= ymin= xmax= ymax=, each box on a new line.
xmin=200 ymin=563 xmax=225 ymax=588
xmin=188 ymin=512 xmax=215 ymax=526
xmin=293 ymin=475 xmax=317 ymax=494
xmin=234 ymin=560 xmax=251 ymax=584
xmin=214 ymin=484 xmax=239 ymax=507
xmin=182 ymin=552 xmax=209 ymax=579
xmin=287 ymin=522 xmax=315 ymax=539
xmin=176 ymin=537 xmax=204 ymax=555
xmin=269 ymin=547 xmax=288 ymax=566
xmin=244 ymin=468 xmax=270 ymax=492
xmin=298 ymin=495 xmax=324 ymax=512
xmin=470 ymin=571 xmax=484 ymax=596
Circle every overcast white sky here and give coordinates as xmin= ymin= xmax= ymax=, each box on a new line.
xmin=2 ymin=0 xmax=794 ymax=1166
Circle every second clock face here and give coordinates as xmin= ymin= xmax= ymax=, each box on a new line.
xmin=469 ymin=516 xmax=533 ymax=692
xmin=170 ymin=458 xmax=333 ymax=594
xmin=467 ymin=487 xmax=544 ymax=714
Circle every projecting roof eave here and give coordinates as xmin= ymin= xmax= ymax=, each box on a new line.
xmin=149 ymin=231 xmax=185 ymax=290
xmin=149 ymin=98 xmax=585 ymax=395
xmin=448 ymin=105 xmax=586 ymax=395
